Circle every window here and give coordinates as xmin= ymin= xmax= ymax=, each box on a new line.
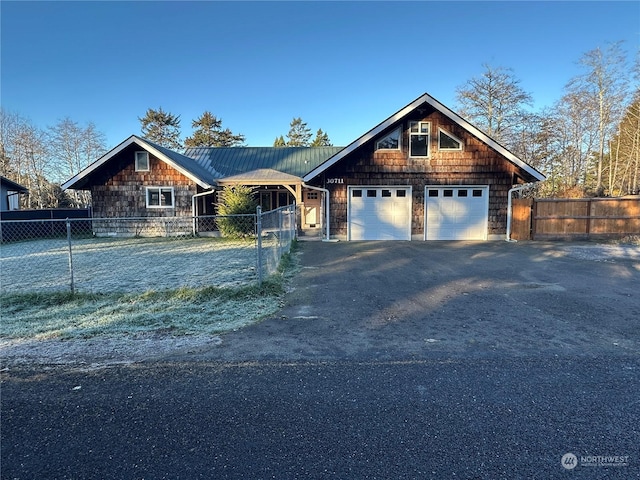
xmin=396 ymin=190 xmax=406 ymax=197
xmin=443 ymin=190 xmax=453 ymax=197
xmin=352 ymin=189 xmax=362 ymax=198
xmin=146 ymin=187 xmax=174 ymax=208
xmin=428 ymin=190 xmax=439 ymax=197
xmin=135 ymin=151 xmax=149 ymax=171
xmin=382 ymin=190 xmax=392 ymax=197
xmin=367 ymin=190 xmax=377 ymax=197
xmin=375 ymin=127 xmax=401 ymax=150
xmin=438 ymin=129 xmax=463 ymax=150
xmin=458 ymin=189 xmax=468 ymax=197
xmin=307 ymin=192 xmax=318 ymax=200
xmin=409 ymin=121 xmax=430 ymax=157
xmin=472 ymin=189 xmax=483 ymax=197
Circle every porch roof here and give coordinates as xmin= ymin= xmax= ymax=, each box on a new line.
xmin=217 ymin=169 xmax=304 ymax=185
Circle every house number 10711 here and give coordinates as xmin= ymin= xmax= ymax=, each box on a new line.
xmin=327 ymin=178 xmax=344 ymax=184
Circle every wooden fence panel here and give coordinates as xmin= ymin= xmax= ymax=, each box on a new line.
xmin=530 ymin=197 xmax=640 ymax=240
xmin=511 ymin=198 xmax=533 ymax=240
xmin=589 ymin=199 xmax=640 ymax=235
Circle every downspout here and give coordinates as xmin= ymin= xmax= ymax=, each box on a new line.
xmin=506 ymin=183 xmax=534 ymax=242
xmin=192 ymin=189 xmax=216 ymax=236
xmin=302 ymin=183 xmax=337 ymax=242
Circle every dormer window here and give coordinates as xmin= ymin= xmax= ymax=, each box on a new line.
xmin=375 ymin=127 xmax=401 ymax=150
xmin=438 ymin=128 xmax=463 ymax=150
xmin=135 ymin=151 xmax=149 ymax=171
xmin=409 ymin=121 xmax=430 ymax=158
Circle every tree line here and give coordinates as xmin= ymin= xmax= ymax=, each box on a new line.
xmin=1 ymin=40 xmax=637 ymax=209
xmin=0 ymin=113 xmax=107 ymax=208
xmin=139 ymin=109 xmax=332 ymax=149
xmin=456 ymin=42 xmax=638 ymax=197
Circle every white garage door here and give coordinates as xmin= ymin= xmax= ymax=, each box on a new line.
xmin=349 ymin=186 xmax=412 ymax=240
xmin=424 ymin=186 xmax=489 ymax=240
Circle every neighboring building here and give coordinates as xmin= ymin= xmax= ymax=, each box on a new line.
xmin=0 ymin=176 xmax=28 ymax=212
xmin=62 ymin=93 xmax=545 ymax=240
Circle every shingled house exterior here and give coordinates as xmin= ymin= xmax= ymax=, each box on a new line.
xmin=62 ymin=93 xmax=545 ymax=240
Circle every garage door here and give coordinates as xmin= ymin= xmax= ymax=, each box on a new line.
xmin=424 ymin=186 xmax=489 ymax=240
xmin=349 ymin=186 xmax=412 ymax=240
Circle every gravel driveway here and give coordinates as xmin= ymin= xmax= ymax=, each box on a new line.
xmin=186 ymin=240 xmax=640 ymax=362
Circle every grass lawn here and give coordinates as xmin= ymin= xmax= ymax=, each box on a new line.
xmin=0 ymin=246 xmax=298 ymax=341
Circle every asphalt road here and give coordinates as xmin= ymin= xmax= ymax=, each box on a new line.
xmin=2 ymin=241 xmax=640 ymax=479
xmin=3 ymin=357 xmax=638 ymax=479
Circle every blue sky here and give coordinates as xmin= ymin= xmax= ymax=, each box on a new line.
xmin=2 ymin=1 xmax=639 ymax=150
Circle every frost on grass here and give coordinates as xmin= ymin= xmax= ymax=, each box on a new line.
xmin=0 ymin=236 xmax=258 ymax=295
xmin=0 ymin=286 xmax=282 ymax=341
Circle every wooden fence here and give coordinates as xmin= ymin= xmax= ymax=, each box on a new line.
xmin=511 ymin=197 xmax=640 ymax=240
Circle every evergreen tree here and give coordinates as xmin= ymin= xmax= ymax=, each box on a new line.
xmin=273 ymin=135 xmax=286 ymax=147
xmin=139 ymin=107 xmax=182 ymax=150
xmin=286 ymin=117 xmax=312 ymax=146
xmin=216 ymin=185 xmax=258 ymax=237
xmin=310 ymin=128 xmax=332 ymax=146
xmin=184 ymin=111 xmax=245 ymax=147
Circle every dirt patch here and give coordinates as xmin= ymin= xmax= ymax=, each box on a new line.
xmin=0 ymin=334 xmax=223 ymax=370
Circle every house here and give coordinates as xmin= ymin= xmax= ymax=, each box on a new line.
xmin=1 ymin=176 xmax=28 ymax=212
xmin=62 ymin=93 xmax=545 ymax=240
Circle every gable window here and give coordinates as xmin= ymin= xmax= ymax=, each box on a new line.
xmin=135 ymin=151 xmax=150 ymax=171
xmin=409 ymin=121 xmax=430 ymax=157
xmin=438 ymin=128 xmax=463 ymax=150
xmin=375 ymin=127 xmax=401 ymax=150
xmin=146 ymin=187 xmax=174 ymax=208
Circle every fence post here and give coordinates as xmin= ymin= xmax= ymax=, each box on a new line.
xmin=66 ymin=218 xmax=75 ymax=294
xmin=291 ymin=204 xmax=296 ymax=242
xmin=256 ymin=206 xmax=263 ymax=284
xmin=278 ymin=207 xmax=283 ymax=254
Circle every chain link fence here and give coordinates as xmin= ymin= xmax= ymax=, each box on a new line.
xmin=0 ymin=205 xmax=296 ymax=295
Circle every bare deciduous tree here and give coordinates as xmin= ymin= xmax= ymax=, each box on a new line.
xmin=566 ymin=42 xmax=629 ymax=196
xmin=48 ymin=118 xmax=107 ymax=206
xmin=455 ymin=63 xmax=533 ymax=147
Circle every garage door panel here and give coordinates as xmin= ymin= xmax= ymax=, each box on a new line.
xmin=425 ymin=186 xmax=488 ymax=240
xmin=349 ymin=187 xmax=412 ymax=241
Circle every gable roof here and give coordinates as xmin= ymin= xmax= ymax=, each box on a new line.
xmin=1 ymin=176 xmax=29 ymax=192
xmin=62 ymin=135 xmax=219 ymax=190
xmin=184 ymin=146 xmax=343 ymax=180
xmin=303 ymin=92 xmax=546 ymax=183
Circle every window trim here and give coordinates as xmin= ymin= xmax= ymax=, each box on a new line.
xmin=135 ymin=151 xmax=150 ymax=171
xmin=375 ymin=126 xmax=401 ymax=151
xmin=409 ymin=121 xmax=431 ymax=158
xmin=145 ymin=186 xmax=175 ymax=208
xmin=438 ymin=128 xmax=463 ymax=151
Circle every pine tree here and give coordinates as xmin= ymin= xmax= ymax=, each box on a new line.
xmin=216 ymin=185 xmax=258 ymax=237
xmin=184 ymin=111 xmax=245 ymax=147
xmin=310 ymin=128 xmax=332 ymax=146
xmin=286 ymin=117 xmax=312 ymax=146
xmin=139 ymin=107 xmax=182 ymax=150
xmin=273 ymin=135 xmax=286 ymax=147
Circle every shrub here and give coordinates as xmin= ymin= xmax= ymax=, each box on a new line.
xmin=216 ymin=185 xmax=258 ymax=237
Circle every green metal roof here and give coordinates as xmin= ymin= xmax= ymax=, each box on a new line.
xmin=183 ymin=146 xmax=344 ymax=180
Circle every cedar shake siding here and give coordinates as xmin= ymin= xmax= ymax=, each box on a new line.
xmin=90 ymin=143 xmax=196 ymax=218
xmin=315 ymin=109 xmax=524 ymax=238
